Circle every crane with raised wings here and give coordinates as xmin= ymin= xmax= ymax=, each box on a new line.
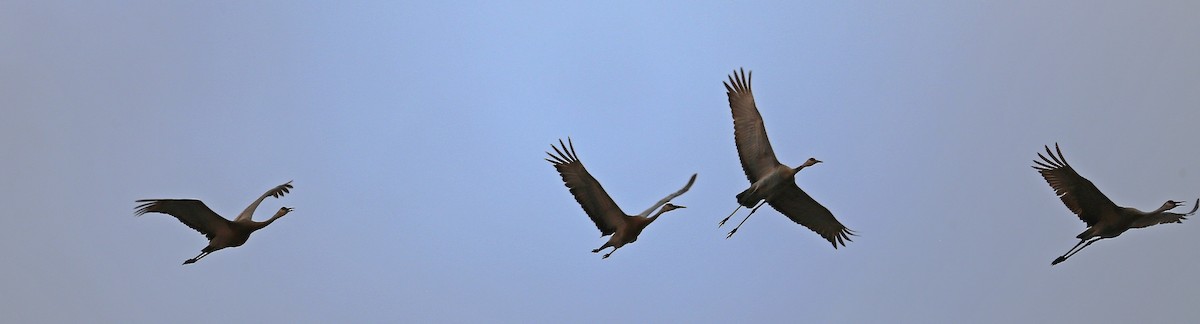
xmin=547 ymin=138 xmax=696 ymax=259
xmin=717 ymin=68 xmax=855 ymax=248
xmin=1033 ymin=144 xmax=1196 ymax=265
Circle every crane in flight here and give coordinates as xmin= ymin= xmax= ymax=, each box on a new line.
xmin=135 ymin=181 xmax=296 ymax=265
xmin=547 ymin=138 xmax=696 ymax=259
xmin=717 ymin=68 xmax=854 ymax=248
xmin=1033 ymin=144 xmax=1196 ymax=265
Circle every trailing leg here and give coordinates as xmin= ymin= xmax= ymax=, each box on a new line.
xmin=602 ymin=247 xmax=620 ymax=259
xmin=592 ymin=242 xmax=613 ymax=254
xmin=718 ymin=205 xmax=742 ymax=227
xmin=1052 ymin=237 xmax=1100 ymax=265
xmin=726 ymin=201 xmax=767 ymax=239
xmin=183 ymin=251 xmax=208 ymax=265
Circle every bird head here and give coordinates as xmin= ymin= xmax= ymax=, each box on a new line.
xmin=276 ymin=207 xmax=295 ymax=217
xmin=661 ymin=203 xmax=686 ymax=213
xmin=794 ymin=157 xmax=822 ymax=171
xmin=1162 ymin=200 xmax=1184 ymax=210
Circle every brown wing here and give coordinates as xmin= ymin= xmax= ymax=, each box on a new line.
xmin=1131 ymin=199 xmax=1198 ymax=229
xmin=724 ymin=68 xmax=782 ymax=182
xmin=766 ymin=183 xmax=854 ymax=248
xmin=1031 ymin=144 xmax=1119 ymax=227
xmin=546 ymin=138 xmax=626 ymax=236
xmin=135 ymin=199 xmax=231 ymax=240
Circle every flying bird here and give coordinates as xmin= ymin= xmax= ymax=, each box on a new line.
xmin=546 ymin=138 xmax=696 ymax=259
xmin=135 ymin=181 xmax=296 ymax=265
xmin=717 ymin=68 xmax=854 ymax=248
xmin=1034 ymin=144 xmax=1197 ymax=265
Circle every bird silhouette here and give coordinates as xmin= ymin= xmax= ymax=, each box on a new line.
xmin=717 ymin=68 xmax=854 ymax=248
xmin=1033 ymin=144 xmax=1196 ymax=265
xmin=136 ymin=181 xmax=295 ymax=264
xmin=547 ymin=138 xmax=696 ymax=259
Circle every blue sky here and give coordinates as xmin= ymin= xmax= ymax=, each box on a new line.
xmin=2 ymin=1 xmax=1199 ymax=323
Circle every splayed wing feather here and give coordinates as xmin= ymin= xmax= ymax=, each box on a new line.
xmin=547 ymin=139 xmax=625 ymax=236
xmin=725 ymin=68 xmax=781 ymax=182
xmin=1031 ymin=144 xmax=1118 ymax=226
xmin=766 ymin=184 xmax=854 ymax=248
xmin=134 ymin=199 xmax=230 ymax=240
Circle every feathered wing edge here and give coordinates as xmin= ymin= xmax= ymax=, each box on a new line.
xmin=233 ymin=181 xmax=294 ymax=222
xmin=546 ymin=138 xmax=625 ymax=236
xmin=1031 ymin=143 xmax=1117 ymax=226
xmin=766 ymin=184 xmax=855 ymax=249
xmin=725 ymin=68 xmax=782 ymax=183
xmin=134 ymin=199 xmax=228 ymax=239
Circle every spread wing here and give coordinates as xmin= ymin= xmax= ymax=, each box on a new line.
xmin=724 ymin=68 xmax=781 ymax=182
xmin=1032 ymin=144 xmax=1119 ymax=227
xmin=766 ymin=183 xmax=854 ymax=248
xmin=634 ymin=173 xmax=697 ymax=218
xmin=135 ymin=199 xmax=231 ymax=240
xmin=1131 ymin=199 xmax=1198 ymax=229
xmin=234 ymin=181 xmax=294 ymax=222
xmin=546 ymin=138 xmax=625 ymax=236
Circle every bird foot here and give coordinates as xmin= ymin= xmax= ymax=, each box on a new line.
xmin=602 ymin=253 xmax=612 ymax=259
xmin=182 ymin=259 xmax=197 ymax=265
xmin=591 ymin=248 xmax=601 ymax=253
xmin=718 ymin=217 xmax=730 ymax=227
xmin=1051 ymin=256 xmax=1066 ymax=266
xmin=725 ymin=229 xmax=738 ymax=239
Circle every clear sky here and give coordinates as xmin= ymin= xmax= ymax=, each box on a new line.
xmin=3 ymin=1 xmax=1199 ymax=323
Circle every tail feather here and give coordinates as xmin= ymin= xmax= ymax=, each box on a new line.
xmin=736 ymin=188 xmax=758 ymax=207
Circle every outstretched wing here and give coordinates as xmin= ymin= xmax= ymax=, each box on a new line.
xmin=635 ymin=173 xmax=697 ymax=218
xmin=766 ymin=184 xmax=854 ymax=248
xmin=725 ymin=68 xmax=782 ymax=182
xmin=1032 ymin=144 xmax=1119 ymax=227
xmin=546 ymin=138 xmax=625 ymax=236
xmin=234 ymin=181 xmax=293 ymax=222
xmin=135 ymin=199 xmax=230 ymax=240
xmin=1131 ymin=199 xmax=1199 ymax=229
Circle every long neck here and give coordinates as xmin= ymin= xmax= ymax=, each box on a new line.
xmin=793 ymin=162 xmax=817 ymax=173
xmin=646 ymin=207 xmax=672 ymax=223
xmin=1149 ymin=204 xmax=1176 ymax=215
xmin=247 ymin=210 xmax=288 ymax=230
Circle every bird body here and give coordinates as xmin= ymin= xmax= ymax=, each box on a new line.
xmin=737 ymin=162 xmax=820 ymax=208
xmin=1033 ymin=144 xmax=1196 ymax=265
xmin=204 ymin=208 xmax=289 ymax=251
xmin=598 ymin=204 xmax=683 ymax=252
xmin=718 ymin=68 xmax=853 ymax=247
xmin=135 ymin=181 xmax=295 ymax=264
xmin=546 ymin=138 xmax=695 ymax=259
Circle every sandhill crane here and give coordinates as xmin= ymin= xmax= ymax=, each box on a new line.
xmin=546 ymin=138 xmax=696 ymax=259
xmin=716 ymin=68 xmax=854 ymax=248
xmin=1034 ymin=144 xmax=1197 ymax=265
xmin=135 ymin=181 xmax=295 ymax=265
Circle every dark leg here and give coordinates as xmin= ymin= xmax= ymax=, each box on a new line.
xmin=726 ymin=201 xmax=767 ymax=239
xmin=602 ymin=247 xmax=620 ymax=259
xmin=592 ymin=242 xmax=612 ymax=254
xmin=183 ymin=251 xmax=208 ymax=265
xmin=719 ymin=205 xmax=743 ymax=227
xmin=1052 ymin=238 xmax=1100 ymax=265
